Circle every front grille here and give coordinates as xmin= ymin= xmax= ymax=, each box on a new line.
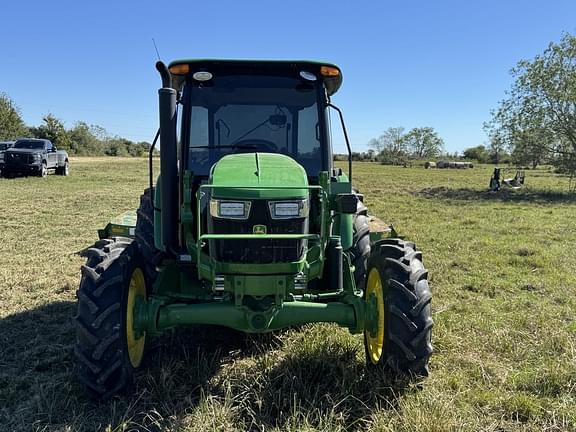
xmin=6 ymin=153 xmax=32 ymax=164
xmin=208 ymin=200 xmax=307 ymax=264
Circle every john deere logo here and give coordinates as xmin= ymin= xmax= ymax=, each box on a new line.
xmin=253 ymin=224 xmax=267 ymax=235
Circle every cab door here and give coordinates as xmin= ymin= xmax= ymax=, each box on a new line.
xmin=46 ymin=142 xmax=58 ymax=168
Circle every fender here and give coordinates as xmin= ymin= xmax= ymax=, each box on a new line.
xmin=56 ymin=150 xmax=69 ymax=167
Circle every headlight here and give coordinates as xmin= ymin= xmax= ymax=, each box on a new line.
xmin=268 ymin=199 xmax=309 ymax=219
xmin=209 ymin=199 xmax=251 ymax=220
xmin=33 ymin=154 xmax=42 ymax=161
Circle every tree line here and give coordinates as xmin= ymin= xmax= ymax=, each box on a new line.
xmin=361 ymin=33 xmax=576 ymax=174
xmin=363 ymin=126 xmax=445 ymax=165
xmin=0 ymin=93 xmax=153 ymax=156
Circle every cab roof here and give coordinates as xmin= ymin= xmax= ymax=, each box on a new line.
xmin=167 ymin=59 xmax=343 ymax=96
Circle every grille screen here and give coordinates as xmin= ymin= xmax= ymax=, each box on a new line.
xmin=208 ymin=200 xmax=307 ymax=264
xmin=7 ymin=153 xmax=32 ymax=164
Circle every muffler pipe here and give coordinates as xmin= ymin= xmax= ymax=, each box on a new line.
xmin=156 ymin=62 xmax=178 ymax=253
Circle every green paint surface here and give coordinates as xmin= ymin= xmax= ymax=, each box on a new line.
xmin=109 ymin=210 xmax=136 ymax=227
xmin=98 ymin=210 xmax=137 ymax=239
xmin=210 ymin=153 xmax=308 ymax=199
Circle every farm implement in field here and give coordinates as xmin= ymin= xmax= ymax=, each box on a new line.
xmin=74 ymin=59 xmax=433 ymax=398
xmin=489 ymin=167 xmax=526 ymax=192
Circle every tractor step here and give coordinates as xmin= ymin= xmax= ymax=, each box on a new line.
xmin=98 ymin=211 xmax=137 ymax=239
xmin=368 ymin=216 xmax=392 ymax=243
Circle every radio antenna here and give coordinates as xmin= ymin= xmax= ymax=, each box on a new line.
xmin=152 ymin=38 xmax=161 ymax=61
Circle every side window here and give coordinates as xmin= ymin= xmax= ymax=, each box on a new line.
xmin=177 ymin=102 xmax=182 ymax=157
xmin=297 ymin=105 xmax=321 ymax=157
xmin=190 ymin=106 xmax=209 ymax=146
xmin=188 ymin=106 xmax=210 ymax=170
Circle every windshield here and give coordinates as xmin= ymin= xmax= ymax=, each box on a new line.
xmin=186 ymin=74 xmax=323 ymax=175
xmin=14 ymin=141 xmax=44 ymax=150
xmin=0 ymin=144 xmax=11 ymax=151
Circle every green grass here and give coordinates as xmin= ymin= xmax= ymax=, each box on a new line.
xmin=1 ymin=158 xmax=575 ymax=431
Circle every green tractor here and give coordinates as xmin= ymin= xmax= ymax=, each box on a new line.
xmin=74 ymin=59 xmax=433 ymax=398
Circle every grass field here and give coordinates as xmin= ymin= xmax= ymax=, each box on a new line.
xmin=1 ymin=158 xmax=575 ymax=431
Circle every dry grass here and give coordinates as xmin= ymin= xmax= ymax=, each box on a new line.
xmin=0 ymin=159 xmax=575 ymax=431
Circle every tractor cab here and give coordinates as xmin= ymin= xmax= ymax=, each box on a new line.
xmin=169 ymin=60 xmax=343 ymax=180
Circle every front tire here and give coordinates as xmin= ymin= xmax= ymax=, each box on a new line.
xmin=363 ymin=238 xmax=433 ymax=377
xmin=39 ymin=162 xmax=48 ymax=177
xmin=74 ymin=237 xmax=148 ymax=399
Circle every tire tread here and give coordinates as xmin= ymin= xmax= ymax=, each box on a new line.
xmin=75 ymin=238 xmax=138 ymax=399
xmin=365 ymin=238 xmax=433 ymax=378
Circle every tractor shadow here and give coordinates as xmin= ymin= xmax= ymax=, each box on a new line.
xmin=229 ymin=342 xmax=412 ymax=430
xmin=0 ymin=299 xmax=411 ymax=431
xmin=417 ymin=186 xmax=576 ymax=204
xmin=0 ymin=298 xmax=270 ymax=430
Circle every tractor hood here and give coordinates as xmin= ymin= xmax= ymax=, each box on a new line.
xmin=210 ymin=153 xmax=308 ymax=199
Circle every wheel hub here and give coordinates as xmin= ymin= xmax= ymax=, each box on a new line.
xmin=365 ymin=267 xmax=384 ymax=364
xmin=126 ymin=267 xmax=146 ymax=367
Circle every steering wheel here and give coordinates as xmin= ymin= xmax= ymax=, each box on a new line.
xmin=232 ymin=139 xmax=278 ymax=153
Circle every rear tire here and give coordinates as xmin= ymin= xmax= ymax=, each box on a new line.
xmin=56 ymin=161 xmax=69 ymax=176
xmin=349 ymin=192 xmax=371 ymax=291
xmin=135 ymin=188 xmax=159 ymax=283
xmin=75 ymin=237 xmax=148 ymax=399
xmin=363 ymin=238 xmax=433 ymax=377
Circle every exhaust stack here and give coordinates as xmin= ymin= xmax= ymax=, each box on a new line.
xmin=156 ymin=61 xmax=178 ymax=253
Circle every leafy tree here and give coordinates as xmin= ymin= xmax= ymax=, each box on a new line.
xmin=369 ymin=127 xmax=406 ymax=154
xmin=138 ymin=141 xmax=152 ymax=149
xmin=404 ymin=127 xmax=444 ymax=159
xmin=105 ymin=137 xmax=131 ymax=156
xmin=0 ymin=92 xmax=28 ymax=140
xmin=486 ymin=33 xmax=576 ymax=176
xmin=488 ymin=133 xmax=506 ymax=164
xmin=68 ymin=122 xmax=104 ymax=155
xmin=30 ymin=114 xmax=72 ymax=150
xmin=368 ymin=127 xmax=408 ymax=165
xmin=104 ymin=137 xmax=152 ymax=157
xmin=463 ymin=145 xmax=489 ymax=162
xmin=485 ymin=88 xmax=553 ymax=168
xmin=510 ymin=127 xmax=552 ymax=168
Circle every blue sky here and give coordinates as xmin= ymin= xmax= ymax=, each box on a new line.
xmin=2 ymin=0 xmax=575 ymax=153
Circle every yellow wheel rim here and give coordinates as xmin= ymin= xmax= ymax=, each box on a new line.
xmin=126 ymin=267 xmax=146 ymax=368
xmin=366 ymin=267 xmax=385 ymax=364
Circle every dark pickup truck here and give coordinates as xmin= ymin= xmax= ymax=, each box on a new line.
xmin=2 ymin=138 xmax=69 ymax=177
xmin=0 ymin=141 xmax=15 ymax=174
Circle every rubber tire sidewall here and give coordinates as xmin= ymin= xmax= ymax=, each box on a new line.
xmin=57 ymin=161 xmax=69 ymax=176
xmin=364 ymin=240 xmax=433 ymax=377
xmin=75 ymin=239 xmax=147 ymax=398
